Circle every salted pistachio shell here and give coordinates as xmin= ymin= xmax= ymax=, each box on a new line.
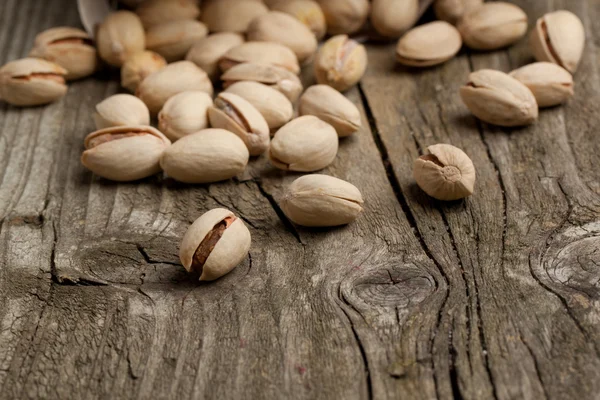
xmin=0 ymin=58 xmax=67 ymax=106
xmin=201 ymin=0 xmax=269 ymax=33
xmin=179 ymin=208 xmax=251 ymax=281
xmin=120 ymin=50 xmax=167 ymax=93
xmin=94 ymin=94 xmax=150 ymax=129
xmin=221 ymin=62 xmax=303 ymax=102
xmin=269 ymin=116 xmax=339 ymax=172
xmin=220 ymin=41 xmax=300 ymax=74
xmin=135 ymin=0 xmax=200 ymax=28
xmin=509 ymin=62 xmax=574 ymax=108
xmin=96 ymin=11 xmax=145 ymax=67
xmin=529 ymin=10 xmax=585 ymax=74
xmin=318 ymin=0 xmax=369 ymax=35
xmin=186 ymin=33 xmax=245 ymax=80
xmin=434 ymin=0 xmax=483 ymax=25
xmin=208 ymin=92 xmax=270 ymax=156
xmin=457 ymin=2 xmax=528 ymax=50
xmin=298 ymin=84 xmax=361 ymax=137
xmin=271 ymin=0 xmax=327 ymax=40
xmin=158 ymin=91 xmax=213 ymax=141
xmin=314 ymin=35 xmax=367 ymax=92
xmin=160 ymin=129 xmax=249 ymax=183
xmin=81 ymin=125 xmax=171 ymax=182
xmin=281 ymin=174 xmax=363 ymax=227
xmin=396 ymin=21 xmax=462 ymax=67
xmin=460 ymin=69 xmax=538 ymax=127
xmin=371 ymin=0 xmax=419 ymax=38
xmin=145 ymin=20 xmax=208 ymax=62
xmin=136 ymin=61 xmax=213 ymax=114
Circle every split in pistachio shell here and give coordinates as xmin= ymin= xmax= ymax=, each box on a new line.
xmin=271 ymin=0 xmax=327 ymax=40
xmin=94 ymin=94 xmax=150 ymax=130
xmin=434 ymin=0 xmax=483 ymax=25
xmin=396 ymin=21 xmax=462 ymax=67
xmin=186 ymin=33 xmax=245 ymax=80
xmin=135 ymin=0 xmax=200 ymax=28
xmin=158 ymin=91 xmax=213 ymax=141
xmin=121 ymin=50 xmax=167 ymax=93
xmin=318 ymin=0 xmax=370 ymax=35
xmin=413 ymin=144 xmax=476 ymax=201
xmin=96 ymin=11 xmax=145 ymax=67
xmin=219 ymin=41 xmax=301 ymax=74
xmin=371 ymin=0 xmax=419 ymax=38
xmin=509 ymin=62 xmax=574 ymax=108
xmin=145 ymin=20 xmax=209 ymax=62
xmin=201 ymin=0 xmax=269 ymax=33
xmin=314 ymin=35 xmax=367 ymax=92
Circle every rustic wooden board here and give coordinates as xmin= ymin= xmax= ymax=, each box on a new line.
xmin=0 ymin=0 xmax=599 ymax=399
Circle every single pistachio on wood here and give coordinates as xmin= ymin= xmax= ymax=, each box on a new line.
xmin=298 ymin=84 xmax=361 ymax=137
xmin=180 ymin=208 xmax=251 ymax=281
xmin=219 ymin=41 xmax=301 ymax=74
xmin=314 ymin=35 xmax=367 ymax=92
xmin=221 ymin=62 xmax=303 ymax=102
xmin=457 ymin=2 xmax=528 ymax=50
xmin=94 ymin=94 xmax=150 ymax=129
xmin=529 ymin=10 xmax=585 ymax=74
xmin=158 ymin=91 xmax=213 ymax=141
xmin=0 ymin=58 xmax=67 ymax=106
xmin=396 ymin=21 xmax=462 ymax=67
xmin=460 ymin=69 xmax=538 ymax=127
xmin=135 ymin=0 xmax=200 ymax=28
xmin=186 ymin=33 xmax=245 ymax=80
xmin=317 ymin=0 xmax=370 ymax=35
xmin=269 ymin=116 xmax=339 ymax=172
xmin=81 ymin=125 xmax=171 ymax=182
xmin=160 ymin=129 xmax=249 ymax=183
xmin=271 ymin=0 xmax=327 ymax=40
xmin=371 ymin=0 xmax=419 ymax=38
xmin=509 ymin=62 xmax=574 ymax=108
xmin=121 ymin=50 xmax=167 ymax=93
xmin=201 ymin=0 xmax=269 ymax=33
xmin=434 ymin=0 xmax=483 ymax=25
xmin=96 ymin=11 xmax=145 ymax=67
xmin=136 ymin=61 xmax=213 ymax=114
xmin=145 ymin=20 xmax=208 ymax=62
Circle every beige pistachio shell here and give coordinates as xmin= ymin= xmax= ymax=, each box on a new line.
xmin=318 ymin=0 xmax=370 ymax=35
xmin=460 ymin=69 xmax=538 ymax=127
xmin=509 ymin=62 xmax=574 ymax=108
xmin=135 ymin=0 xmax=200 ymax=28
xmin=281 ymin=174 xmax=364 ymax=227
xmin=220 ymin=41 xmax=300 ymax=74
xmin=96 ymin=11 xmax=145 ymax=67
xmin=529 ymin=10 xmax=585 ymax=74
xmin=371 ymin=0 xmax=419 ymax=38
xmin=434 ymin=0 xmax=483 ymax=25
xmin=221 ymin=62 xmax=303 ymax=102
xmin=186 ymin=33 xmax=245 ymax=80
xmin=158 ymin=91 xmax=213 ymax=141
xmin=145 ymin=20 xmax=208 ymax=62
xmin=94 ymin=94 xmax=150 ymax=129
xmin=179 ymin=208 xmax=251 ymax=281
xmin=457 ymin=2 xmax=528 ymax=50
xmin=269 ymin=116 xmax=339 ymax=172
xmin=314 ymin=35 xmax=367 ymax=92
xmin=271 ymin=0 xmax=327 ymax=40
xmin=0 ymin=58 xmax=67 ymax=106
xmin=396 ymin=21 xmax=462 ymax=67
xmin=121 ymin=50 xmax=167 ymax=93
xmin=81 ymin=125 xmax=171 ymax=182
xmin=136 ymin=61 xmax=213 ymax=114
xmin=414 ymin=144 xmax=475 ymax=201
xmin=201 ymin=0 xmax=269 ymax=33
xmin=160 ymin=129 xmax=249 ymax=184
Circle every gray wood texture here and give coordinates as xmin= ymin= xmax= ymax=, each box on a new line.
xmin=0 ymin=0 xmax=599 ymax=399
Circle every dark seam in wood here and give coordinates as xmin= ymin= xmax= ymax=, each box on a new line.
xmin=518 ymin=330 xmax=549 ymax=400
xmin=448 ymin=323 xmax=464 ymax=400
xmin=136 ymin=244 xmax=181 ymax=266
xmin=205 ymin=190 xmax=259 ymax=230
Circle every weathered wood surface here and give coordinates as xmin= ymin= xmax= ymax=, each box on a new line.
xmin=0 ymin=0 xmax=599 ymax=399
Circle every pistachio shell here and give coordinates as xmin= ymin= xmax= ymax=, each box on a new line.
xmin=396 ymin=21 xmax=462 ymax=67
xmin=135 ymin=0 xmax=200 ymax=28
xmin=271 ymin=0 xmax=327 ymax=40
xmin=96 ymin=11 xmax=145 ymax=67
xmin=220 ymin=41 xmax=300 ymax=74
xmin=158 ymin=91 xmax=213 ymax=141
xmin=201 ymin=0 xmax=269 ymax=33
xmin=145 ymin=20 xmax=208 ymax=62
xmin=434 ymin=0 xmax=483 ymax=25
xmin=94 ymin=94 xmax=150 ymax=129
xmin=0 ymin=57 xmax=67 ymax=106
xmin=314 ymin=35 xmax=367 ymax=92
xmin=371 ymin=0 xmax=419 ymax=38
xmin=509 ymin=62 xmax=574 ymax=108
xmin=186 ymin=33 xmax=245 ymax=80
xmin=120 ymin=50 xmax=167 ymax=93
xmin=318 ymin=0 xmax=370 ymax=35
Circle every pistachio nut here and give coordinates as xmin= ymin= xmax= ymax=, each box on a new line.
xmin=94 ymin=94 xmax=150 ymax=129
xmin=225 ymin=81 xmax=293 ymax=131
xmin=121 ymin=50 xmax=167 ymax=93
xmin=136 ymin=61 xmax=213 ymax=114
xmin=396 ymin=21 xmax=462 ymax=67
xmin=269 ymin=116 xmax=338 ymax=172
xmin=219 ymin=41 xmax=300 ymax=74
xmin=135 ymin=0 xmax=200 ymax=28
xmin=186 ymin=33 xmax=245 ymax=80
xmin=81 ymin=125 xmax=171 ymax=182
xmin=0 ymin=58 xmax=67 ymax=106
xmin=158 ymin=91 xmax=213 ymax=141
xmin=314 ymin=35 xmax=367 ymax=92
xmin=434 ymin=0 xmax=483 ymax=25
xmin=318 ymin=0 xmax=370 ymax=35
xmin=96 ymin=11 xmax=145 ymax=67
xmin=509 ymin=62 xmax=574 ymax=108
xmin=371 ymin=0 xmax=419 ymax=38
xmin=221 ymin=62 xmax=303 ymax=102
xmin=160 ymin=129 xmax=250 ymax=183
xmin=457 ymin=2 xmax=528 ymax=50
xmin=201 ymin=0 xmax=269 ymax=33
xmin=529 ymin=10 xmax=585 ymax=74
xmin=414 ymin=144 xmax=475 ymax=201
xmin=271 ymin=0 xmax=327 ymax=40
xmin=460 ymin=69 xmax=538 ymax=127
xmin=146 ymin=20 xmax=209 ymax=62
xmin=298 ymin=84 xmax=361 ymax=137
xmin=180 ymin=208 xmax=251 ymax=281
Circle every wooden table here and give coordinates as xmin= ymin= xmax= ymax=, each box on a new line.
xmin=1 ymin=0 xmax=599 ymax=399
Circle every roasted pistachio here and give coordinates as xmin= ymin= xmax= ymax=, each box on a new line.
xmin=94 ymin=94 xmax=150 ymax=129
xmin=135 ymin=0 xmax=200 ymax=28
xmin=145 ymin=20 xmax=208 ymax=62
xmin=318 ymin=0 xmax=370 ymax=35
xmin=96 ymin=11 xmax=145 ymax=67
xmin=271 ymin=0 xmax=327 ymax=40
xmin=434 ymin=0 xmax=483 ymax=25
xmin=186 ymin=33 xmax=245 ymax=80
xmin=221 ymin=62 xmax=303 ymax=102
xmin=201 ymin=0 xmax=269 ymax=33
xmin=219 ymin=41 xmax=300 ymax=74
xmin=371 ymin=0 xmax=419 ymax=38
xmin=509 ymin=62 xmax=574 ymax=108
xmin=396 ymin=21 xmax=462 ymax=67
xmin=158 ymin=91 xmax=213 ymax=141
xmin=314 ymin=35 xmax=367 ymax=92
xmin=0 ymin=58 xmax=67 ymax=106
xmin=121 ymin=50 xmax=167 ymax=93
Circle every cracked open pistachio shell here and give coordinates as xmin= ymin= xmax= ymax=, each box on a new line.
xmin=81 ymin=126 xmax=171 ymax=182
xmin=146 ymin=20 xmax=208 ymax=62
xmin=121 ymin=50 xmax=167 ymax=93
xmin=269 ymin=116 xmax=338 ymax=172
xmin=158 ymin=91 xmax=213 ymax=141
xmin=414 ymin=144 xmax=475 ymax=201
xmin=371 ymin=0 xmax=419 ymax=38
xmin=135 ymin=0 xmax=200 ymax=28
xmin=509 ymin=62 xmax=574 ymax=108
xmin=96 ymin=11 xmax=145 ymax=67
xmin=221 ymin=62 xmax=303 ymax=102
xmin=180 ymin=208 xmax=251 ymax=281
xmin=271 ymin=0 xmax=327 ymax=40
xmin=186 ymin=33 xmax=245 ymax=80
xmin=529 ymin=10 xmax=585 ymax=74
xmin=460 ymin=69 xmax=538 ymax=127
xmin=201 ymin=0 xmax=268 ymax=33
xmin=225 ymin=81 xmax=293 ymax=131
xmin=220 ymin=41 xmax=300 ymax=74
xmin=318 ymin=0 xmax=369 ymax=35
xmin=457 ymin=2 xmax=527 ymax=50
xmin=0 ymin=58 xmax=67 ymax=106
xmin=396 ymin=21 xmax=462 ymax=67
xmin=136 ymin=61 xmax=213 ymax=114
xmin=281 ymin=174 xmax=364 ymax=227
xmin=208 ymin=92 xmax=270 ymax=156
xmin=298 ymin=84 xmax=361 ymax=137
xmin=434 ymin=0 xmax=483 ymax=25
xmin=314 ymin=35 xmax=367 ymax=92
xmin=160 ymin=129 xmax=249 ymax=183
xmin=94 ymin=94 xmax=150 ymax=129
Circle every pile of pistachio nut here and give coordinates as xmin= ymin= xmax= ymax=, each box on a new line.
xmin=0 ymin=0 xmax=585 ymax=281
